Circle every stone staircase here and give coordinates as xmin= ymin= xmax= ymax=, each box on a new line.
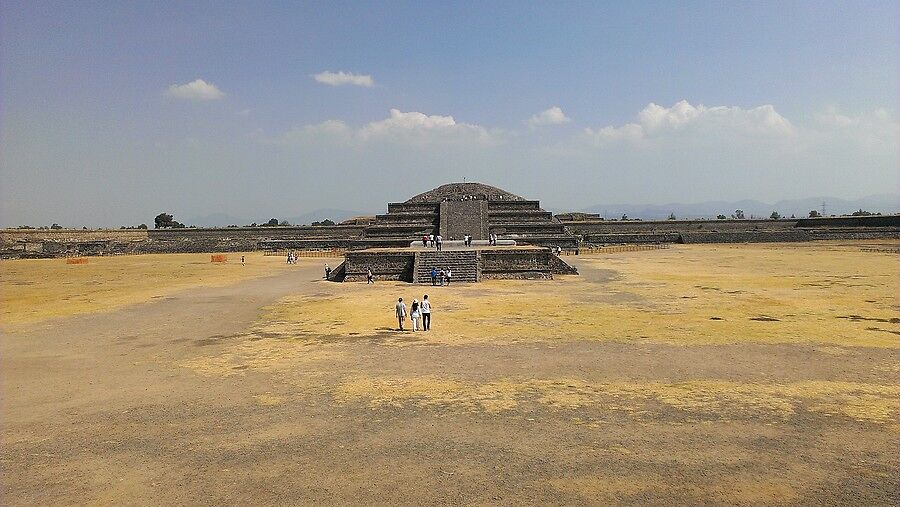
xmin=414 ymin=250 xmax=478 ymax=283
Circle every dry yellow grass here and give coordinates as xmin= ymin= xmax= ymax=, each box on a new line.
xmin=0 ymin=252 xmax=300 ymax=327
xmin=332 ymin=375 xmax=900 ymax=424
xmin=259 ymin=241 xmax=900 ymax=347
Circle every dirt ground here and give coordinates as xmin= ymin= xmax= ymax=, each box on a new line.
xmin=2 ymin=243 xmax=898 ymax=505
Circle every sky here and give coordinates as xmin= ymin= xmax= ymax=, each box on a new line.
xmin=1 ymin=0 xmax=897 ymax=227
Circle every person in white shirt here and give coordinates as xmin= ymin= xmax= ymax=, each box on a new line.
xmin=429 ymin=234 xmax=435 ymax=248
xmin=395 ymin=298 xmax=407 ymax=331
xmin=420 ymin=295 xmax=432 ymax=331
xmin=436 ymin=235 xmax=443 ymax=251
xmin=446 ymin=268 xmax=452 ymax=285
xmin=410 ymin=299 xmax=420 ymax=331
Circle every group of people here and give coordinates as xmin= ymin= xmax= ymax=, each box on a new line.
xmin=421 ymin=234 xmax=444 ymax=251
xmin=394 ymin=295 xmax=433 ymax=331
xmin=420 ymin=233 xmax=500 ymax=248
xmin=429 ymin=267 xmax=452 ymax=286
xmin=286 ymin=251 xmax=300 ymax=264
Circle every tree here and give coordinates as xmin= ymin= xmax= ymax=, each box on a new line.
xmin=808 ymin=210 xmax=820 ymax=218
xmin=138 ymin=224 xmax=148 ymax=229
xmin=155 ymin=212 xmax=186 ymax=228
xmin=279 ymin=220 xmax=290 ymax=226
xmin=716 ymin=214 xmax=727 ymax=220
xmin=50 ymin=223 xmax=62 ymax=229
xmin=621 ymin=214 xmax=628 ymax=221
xmin=667 ymin=213 xmax=676 ymax=220
xmin=770 ymin=211 xmax=781 ymax=220
xmin=311 ymin=218 xmax=336 ymax=226
xmin=732 ymin=209 xmax=745 ymax=219
xmin=265 ymin=218 xmax=279 ymax=226
xmin=155 ymin=213 xmax=174 ymax=228
xmin=850 ymin=209 xmax=875 ymax=216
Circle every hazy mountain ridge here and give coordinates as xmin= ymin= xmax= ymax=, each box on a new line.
xmin=580 ymin=194 xmax=900 ymax=220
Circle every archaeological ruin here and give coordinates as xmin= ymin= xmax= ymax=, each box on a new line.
xmin=2 ymin=182 xmax=899 ymax=270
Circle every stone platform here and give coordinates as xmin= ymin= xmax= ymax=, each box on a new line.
xmin=407 ymin=239 xmax=517 ymax=250
xmin=330 ymin=244 xmax=577 ymax=283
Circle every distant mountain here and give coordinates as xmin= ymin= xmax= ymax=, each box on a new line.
xmin=187 ymin=208 xmax=368 ymax=227
xmin=186 ymin=213 xmax=248 ymax=227
xmin=582 ymin=194 xmax=900 ymax=220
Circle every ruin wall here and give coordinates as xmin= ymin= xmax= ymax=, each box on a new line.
xmin=343 ymin=251 xmax=415 ymax=281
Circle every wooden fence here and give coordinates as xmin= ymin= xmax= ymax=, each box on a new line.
xmin=263 ymin=248 xmax=346 ymax=258
xmin=575 ymin=244 xmax=671 ymax=254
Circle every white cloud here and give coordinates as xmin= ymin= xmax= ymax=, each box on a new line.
xmin=274 ymin=109 xmax=496 ymax=146
xmin=165 ymin=79 xmax=225 ymax=101
xmin=313 ymin=71 xmax=374 ymax=87
xmin=528 ymin=107 xmax=571 ymax=128
xmin=359 ymin=109 xmax=494 ymax=143
xmin=582 ymin=100 xmax=794 ymax=146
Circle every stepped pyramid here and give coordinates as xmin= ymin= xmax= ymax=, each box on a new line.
xmin=361 ymin=182 xmax=578 ymax=249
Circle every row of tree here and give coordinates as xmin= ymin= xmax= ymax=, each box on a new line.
xmin=153 ymin=213 xmax=335 ymax=229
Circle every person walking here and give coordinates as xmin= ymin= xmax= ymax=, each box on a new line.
xmin=410 ymin=299 xmax=420 ymax=331
xmin=395 ymin=298 xmax=407 ymax=331
xmin=430 ymin=267 xmax=438 ymax=286
xmin=325 ymin=263 xmax=331 ymax=279
xmin=429 ymin=233 xmax=435 ymax=248
xmin=446 ymin=268 xmax=452 ymax=285
xmin=367 ymin=268 xmax=374 ymax=284
xmin=422 ymin=235 xmax=428 ymax=248
xmin=436 ymin=234 xmax=443 ymax=251
xmin=420 ymin=295 xmax=431 ymax=331
xmin=241 ymin=255 xmax=245 ymax=266
xmin=439 ymin=268 xmax=446 ymax=286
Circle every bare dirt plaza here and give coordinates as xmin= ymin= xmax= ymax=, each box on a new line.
xmin=1 ymin=241 xmax=898 ymax=504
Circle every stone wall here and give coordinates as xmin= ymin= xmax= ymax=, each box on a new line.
xmin=439 ymin=200 xmax=488 ymax=240
xmin=795 ymin=215 xmax=900 ymax=228
xmin=563 ymin=218 xmax=800 ymax=235
xmin=581 ymin=232 xmax=681 ymax=244
xmin=0 ymin=229 xmax=150 ymax=258
xmin=480 ymin=249 xmax=556 ymax=279
xmin=679 ymin=230 xmax=812 ymax=243
xmin=343 ymin=251 xmax=415 ymax=281
xmin=566 ymin=216 xmax=900 ymax=245
xmin=0 ymin=226 xmax=366 ymax=258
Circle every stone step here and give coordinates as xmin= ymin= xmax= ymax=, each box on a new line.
xmin=415 ymin=250 xmax=479 ymax=283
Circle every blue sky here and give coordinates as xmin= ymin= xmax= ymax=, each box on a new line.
xmin=1 ymin=1 xmax=897 ymax=226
